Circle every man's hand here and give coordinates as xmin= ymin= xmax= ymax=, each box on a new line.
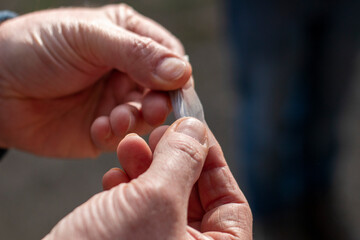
xmin=44 ymin=118 xmax=253 ymax=240
xmin=0 ymin=4 xmax=191 ymax=157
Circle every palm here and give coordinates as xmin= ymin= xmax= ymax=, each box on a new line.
xmin=2 ymin=68 xmax=142 ymax=157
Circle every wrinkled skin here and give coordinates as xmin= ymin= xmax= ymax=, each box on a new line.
xmin=0 ymin=5 xmax=253 ymax=239
xmin=0 ymin=4 xmax=191 ymax=158
xmin=44 ymin=118 xmax=253 ymax=240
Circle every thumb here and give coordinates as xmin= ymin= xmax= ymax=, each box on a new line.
xmin=142 ymin=117 xmax=209 ymax=198
xmin=79 ymin=22 xmax=191 ymax=90
xmin=44 ymin=118 xmax=208 ymax=240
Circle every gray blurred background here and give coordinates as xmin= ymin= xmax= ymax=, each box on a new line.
xmin=0 ymin=0 xmax=359 ymax=239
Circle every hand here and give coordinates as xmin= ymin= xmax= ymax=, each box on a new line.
xmin=44 ymin=118 xmax=252 ymax=240
xmin=0 ymin=4 xmax=191 ymax=157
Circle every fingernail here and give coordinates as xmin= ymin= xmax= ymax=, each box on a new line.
xmin=175 ymin=118 xmax=207 ymax=144
xmin=155 ymin=57 xmax=187 ymax=82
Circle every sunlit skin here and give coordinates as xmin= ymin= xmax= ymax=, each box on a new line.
xmin=0 ymin=5 xmax=252 ymax=239
xmin=45 ymin=118 xmax=253 ymax=240
xmin=0 ymin=4 xmax=191 ymax=158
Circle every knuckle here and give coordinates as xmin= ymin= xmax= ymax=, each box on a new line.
xmin=167 ymin=138 xmax=205 ymax=165
xmin=103 ymin=3 xmax=136 ymax=26
xmin=118 ymin=3 xmax=134 ymax=13
xmin=119 ymin=3 xmax=137 ymax=27
xmin=130 ymin=36 xmax=157 ymax=60
xmin=124 ymin=11 xmax=140 ymax=32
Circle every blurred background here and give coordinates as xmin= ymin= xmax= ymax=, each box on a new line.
xmin=0 ymin=0 xmax=359 ymax=239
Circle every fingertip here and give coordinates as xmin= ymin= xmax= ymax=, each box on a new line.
xmin=91 ymin=116 xmax=112 ymax=148
xmin=110 ymin=102 xmax=155 ymax=138
xmin=91 ymin=116 xmax=128 ymax=152
xmin=149 ymin=125 xmax=169 ymax=152
xmin=116 ymin=133 xmax=140 ymax=155
xmin=109 ymin=105 xmax=134 ymax=137
xmin=142 ymin=91 xmax=171 ymax=126
xmin=92 ymin=116 xmax=111 ymax=139
xmin=117 ymin=133 xmax=153 ymax=179
xmin=102 ymin=168 xmax=130 ymax=190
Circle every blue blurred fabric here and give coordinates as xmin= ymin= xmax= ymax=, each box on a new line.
xmin=225 ymin=0 xmax=360 ymax=221
xmin=0 ymin=10 xmax=17 ymax=22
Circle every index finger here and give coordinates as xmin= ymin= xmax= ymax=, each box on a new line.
xmin=101 ymin=4 xmax=185 ymax=55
